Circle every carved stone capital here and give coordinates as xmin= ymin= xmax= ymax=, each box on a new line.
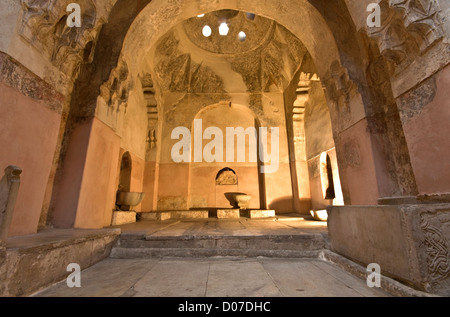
xmin=367 ymin=0 xmax=445 ymax=74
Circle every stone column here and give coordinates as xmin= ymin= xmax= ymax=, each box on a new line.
xmin=0 ymin=166 xmax=22 ymax=248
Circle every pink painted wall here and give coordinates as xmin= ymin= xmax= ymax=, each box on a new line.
xmin=52 ymin=118 xmax=120 ymax=229
xmin=0 ymin=83 xmax=61 ymax=236
xmin=402 ymin=65 xmax=450 ymax=195
xmin=142 ymin=161 xmax=158 ymax=211
xmin=189 ymin=165 xmax=261 ymax=209
xmin=157 ymin=163 xmax=190 ymax=210
xmin=74 ymin=118 xmax=121 ymax=228
xmin=265 ymin=163 xmax=295 ymax=213
xmin=335 ymin=119 xmax=380 ymax=205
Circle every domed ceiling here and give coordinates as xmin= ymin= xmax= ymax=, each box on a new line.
xmin=145 ymin=10 xmax=311 ymax=94
xmin=182 ymin=10 xmax=275 ymax=55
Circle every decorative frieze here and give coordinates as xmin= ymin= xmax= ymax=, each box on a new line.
xmin=0 ymin=52 xmax=64 ymax=113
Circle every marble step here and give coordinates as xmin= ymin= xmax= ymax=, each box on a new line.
xmin=110 ymin=247 xmax=322 ymax=259
xmin=110 ymin=233 xmax=328 ymax=258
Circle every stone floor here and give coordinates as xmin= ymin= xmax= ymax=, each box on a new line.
xmin=32 ymin=257 xmax=390 ymax=297
xmin=31 ymin=215 xmax=391 ymax=297
xmin=117 ymin=213 xmax=329 ymax=236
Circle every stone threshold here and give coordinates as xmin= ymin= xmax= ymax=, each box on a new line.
xmin=1 ymin=228 xmax=121 ymax=297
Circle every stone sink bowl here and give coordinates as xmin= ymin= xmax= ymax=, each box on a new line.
xmin=117 ymin=191 xmax=145 ymax=210
xmin=231 ymin=193 xmax=252 ymax=210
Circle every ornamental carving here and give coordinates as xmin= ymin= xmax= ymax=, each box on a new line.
xmin=19 ymin=0 xmax=103 ymax=79
xmin=420 ymin=211 xmax=450 ymax=288
xmin=367 ymin=0 xmax=445 ymax=73
xmin=99 ymin=57 xmax=134 ymax=112
xmin=323 ymin=61 xmax=357 ymax=131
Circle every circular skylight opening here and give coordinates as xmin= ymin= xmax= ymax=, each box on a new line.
xmin=202 ymin=25 xmax=212 ymax=37
xmin=219 ymin=23 xmax=229 ymax=36
xmin=238 ymin=31 xmax=247 ymax=42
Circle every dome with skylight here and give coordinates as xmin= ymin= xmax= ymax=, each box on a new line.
xmin=182 ymin=10 xmax=274 ymax=55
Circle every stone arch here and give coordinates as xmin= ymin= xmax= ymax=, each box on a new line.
xmin=49 ymin=0 xmax=364 ymax=224
xmin=48 ymin=0 xmax=431 ymax=227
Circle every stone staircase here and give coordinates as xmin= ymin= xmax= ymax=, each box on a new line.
xmin=110 ymin=232 xmax=328 ymax=259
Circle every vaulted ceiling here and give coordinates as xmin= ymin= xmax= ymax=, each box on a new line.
xmin=143 ymin=10 xmax=313 ymax=95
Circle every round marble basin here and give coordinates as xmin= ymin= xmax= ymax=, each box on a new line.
xmin=232 ymin=194 xmax=252 ymax=210
xmin=117 ymin=191 xmax=145 ymax=210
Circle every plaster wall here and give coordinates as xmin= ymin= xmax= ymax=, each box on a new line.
xmin=119 ymin=89 xmax=148 ymax=161
xmin=74 ymin=118 xmax=121 ymax=228
xmin=0 ymin=83 xmax=61 ymax=236
xmin=142 ymin=161 xmax=158 ymax=211
xmin=397 ymin=64 xmax=450 ymax=195
xmin=335 ymin=119 xmax=380 ymax=205
xmin=0 ymin=53 xmax=63 ymax=236
xmin=52 ymin=118 xmax=120 ymax=229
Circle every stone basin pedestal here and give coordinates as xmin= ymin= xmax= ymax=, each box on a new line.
xmin=229 ymin=193 xmax=252 ymax=210
xmin=112 ymin=191 xmax=146 ymax=225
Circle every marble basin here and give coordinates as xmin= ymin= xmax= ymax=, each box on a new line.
xmin=117 ymin=191 xmax=145 ymax=211
xmin=231 ymin=194 xmax=252 ymax=210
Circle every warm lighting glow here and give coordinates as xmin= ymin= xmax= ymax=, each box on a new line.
xmin=197 ymin=14 xmax=205 ymax=18
xmin=310 ymin=209 xmax=328 ymax=221
xmin=219 ymin=23 xmax=229 ymax=36
xmin=202 ymin=25 xmax=212 ymax=37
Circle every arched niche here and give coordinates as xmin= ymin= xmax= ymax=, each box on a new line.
xmin=118 ymin=152 xmax=132 ymax=193
xmin=188 ymin=102 xmax=263 ymax=210
xmin=320 ymin=152 xmax=336 ymax=200
xmin=216 ymin=168 xmax=238 ymax=186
